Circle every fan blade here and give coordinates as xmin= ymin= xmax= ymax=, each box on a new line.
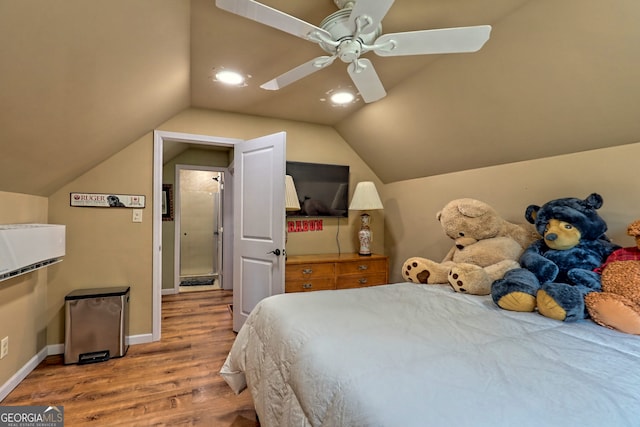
xmin=347 ymin=58 xmax=386 ymax=103
xmin=216 ymin=0 xmax=331 ymax=41
xmin=348 ymin=0 xmax=395 ymax=35
xmin=260 ymin=56 xmax=336 ymax=90
xmin=374 ymin=25 xmax=491 ymax=56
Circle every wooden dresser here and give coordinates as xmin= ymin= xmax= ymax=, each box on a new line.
xmin=285 ymin=253 xmax=389 ymax=293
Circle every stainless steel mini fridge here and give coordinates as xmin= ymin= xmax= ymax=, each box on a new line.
xmin=64 ymin=286 xmax=130 ymax=364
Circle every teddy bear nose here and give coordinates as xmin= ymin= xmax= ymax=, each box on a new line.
xmin=456 ymin=244 xmax=465 ymax=250
xmin=546 ymin=233 xmax=558 ymax=241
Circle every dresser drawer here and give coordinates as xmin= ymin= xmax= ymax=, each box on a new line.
xmin=336 ymin=273 xmax=388 ymax=290
xmin=336 ymin=259 xmax=387 ymax=276
xmin=286 ymin=254 xmax=388 ymax=293
xmin=285 ymin=278 xmax=335 ymax=293
xmin=286 ymin=263 xmax=335 ymax=280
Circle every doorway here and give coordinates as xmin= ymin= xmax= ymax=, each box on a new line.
xmin=154 ymin=131 xmax=241 ymax=341
xmin=175 ymin=166 xmax=224 ymax=293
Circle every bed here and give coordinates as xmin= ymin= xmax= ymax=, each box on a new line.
xmin=220 ymin=283 xmax=640 ymax=427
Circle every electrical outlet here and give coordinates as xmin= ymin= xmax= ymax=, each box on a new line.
xmin=132 ymin=209 xmax=143 ymax=223
xmin=0 ymin=336 xmax=8 ymax=359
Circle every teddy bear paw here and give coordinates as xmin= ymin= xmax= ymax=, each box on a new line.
xmin=492 ymin=268 xmax=540 ymax=312
xmin=402 ymin=257 xmax=449 ymax=284
xmin=585 ymin=293 xmax=640 ymax=335
xmin=536 ymin=289 xmax=567 ymax=321
xmin=496 ymin=292 xmax=537 ymax=312
xmin=448 ymin=263 xmax=491 ymax=295
xmin=537 ymin=283 xmax=586 ymax=322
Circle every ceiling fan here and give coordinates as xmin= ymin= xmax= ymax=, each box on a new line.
xmin=215 ymin=0 xmax=491 ymax=103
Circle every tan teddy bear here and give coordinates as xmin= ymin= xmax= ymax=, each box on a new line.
xmin=402 ymin=198 xmax=539 ymax=295
xmin=585 ymin=219 xmax=640 ymax=335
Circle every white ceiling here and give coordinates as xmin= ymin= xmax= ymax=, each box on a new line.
xmin=1 ymin=0 xmax=639 ymax=196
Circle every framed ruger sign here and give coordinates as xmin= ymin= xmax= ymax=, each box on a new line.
xmin=70 ymin=193 xmax=145 ymax=208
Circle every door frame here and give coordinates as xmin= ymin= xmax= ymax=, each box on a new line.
xmin=153 ymin=130 xmax=241 ymax=341
xmin=173 ymin=164 xmax=228 ymax=293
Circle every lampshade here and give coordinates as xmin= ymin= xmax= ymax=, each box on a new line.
xmin=349 ymin=181 xmax=383 ymax=211
xmin=285 ymin=175 xmax=301 ymax=211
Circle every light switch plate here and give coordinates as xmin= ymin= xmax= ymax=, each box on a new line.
xmin=132 ymin=209 xmax=143 ymax=223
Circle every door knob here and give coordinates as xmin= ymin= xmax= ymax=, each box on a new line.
xmin=267 ymin=249 xmax=281 ymax=256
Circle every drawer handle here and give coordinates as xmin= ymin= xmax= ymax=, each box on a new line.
xmin=358 ymin=265 xmax=369 ymax=271
xmin=302 ymin=268 xmax=313 ymax=274
xmin=302 ymin=283 xmax=313 ymax=289
xmin=359 ymin=278 xmax=368 ymax=284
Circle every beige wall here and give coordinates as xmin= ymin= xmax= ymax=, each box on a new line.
xmin=47 ymin=136 xmax=153 ymax=345
xmin=384 ymin=141 xmax=640 ymax=283
xmin=0 ymin=192 xmax=49 ymax=387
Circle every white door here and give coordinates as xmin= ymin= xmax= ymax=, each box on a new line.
xmin=233 ymin=132 xmax=286 ymax=332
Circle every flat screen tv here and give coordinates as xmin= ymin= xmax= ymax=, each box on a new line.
xmin=286 ymin=161 xmax=349 ymax=218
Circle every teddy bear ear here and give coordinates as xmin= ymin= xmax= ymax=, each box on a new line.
xmin=627 ymin=220 xmax=640 ymax=236
xmin=456 ymin=199 xmax=489 ymax=218
xmin=584 ymin=193 xmax=603 ymax=210
xmin=525 ymin=205 xmax=540 ymax=224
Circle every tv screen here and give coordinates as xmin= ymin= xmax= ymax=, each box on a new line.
xmin=286 ymin=161 xmax=349 ymax=218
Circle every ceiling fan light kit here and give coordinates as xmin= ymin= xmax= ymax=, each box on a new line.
xmin=216 ymin=0 xmax=491 ymax=103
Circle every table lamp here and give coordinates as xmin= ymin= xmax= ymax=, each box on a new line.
xmin=284 ymin=175 xmax=300 ymax=258
xmin=348 ymin=181 xmax=383 ymax=256
xmin=285 ymin=175 xmax=301 ymax=213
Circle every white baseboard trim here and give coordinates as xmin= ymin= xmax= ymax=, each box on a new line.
xmin=48 ymin=343 xmax=64 ymax=355
xmin=0 ymin=333 xmax=154 ymax=402
xmin=0 ymin=347 xmax=48 ymax=402
xmin=127 ymin=333 xmax=153 ymax=346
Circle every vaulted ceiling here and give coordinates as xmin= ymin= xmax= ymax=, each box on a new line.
xmin=1 ymin=0 xmax=639 ymax=196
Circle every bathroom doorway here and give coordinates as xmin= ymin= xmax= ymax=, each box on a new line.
xmin=175 ymin=166 xmax=224 ymax=293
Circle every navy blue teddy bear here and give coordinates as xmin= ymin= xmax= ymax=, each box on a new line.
xmin=491 ymin=193 xmax=620 ymax=321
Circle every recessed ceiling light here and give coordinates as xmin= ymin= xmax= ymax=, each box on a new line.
xmin=330 ymin=91 xmax=355 ymax=105
xmin=213 ymin=69 xmax=248 ymax=86
xmin=320 ymin=87 xmax=360 ymax=107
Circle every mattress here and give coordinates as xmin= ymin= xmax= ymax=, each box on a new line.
xmin=220 ymin=283 xmax=640 ymax=427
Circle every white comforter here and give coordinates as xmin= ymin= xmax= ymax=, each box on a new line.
xmin=220 ymin=283 xmax=640 ymax=427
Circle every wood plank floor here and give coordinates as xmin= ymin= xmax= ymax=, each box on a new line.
xmin=1 ymin=290 xmax=257 ymax=426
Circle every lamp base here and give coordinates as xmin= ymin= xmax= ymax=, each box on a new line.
xmin=357 ymin=213 xmax=372 ymax=256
